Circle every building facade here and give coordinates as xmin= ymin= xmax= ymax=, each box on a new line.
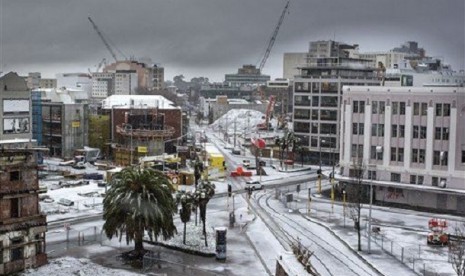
xmin=0 ymin=141 xmax=48 ymax=274
xmin=0 ymin=72 xmax=33 ymax=141
xmin=292 ymin=41 xmax=380 ymax=164
xmin=339 ymin=86 xmax=465 ymax=213
xmin=225 ymin=65 xmax=270 ymax=87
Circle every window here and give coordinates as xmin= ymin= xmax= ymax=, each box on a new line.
xmin=420 ymin=126 xmax=427 ymax=139
xmin=311 ymin=123 xmax=318 ymax=134
xmin=390 ymin=147 xmax=396 ymax=161
xmin=413 ymin=102 xmax=420 ymax=115
xmin=399 ymin=125 xmax=405 ymax=138
xmin=311 ymin=137 xmax=318 ymax=147
xmin=372 ymin=101 xmax=378 ymax=114
xmin=462 ymin=150 xmax=465 ymax=163
xmin=379 ymin=101 xmax=385 ymax=114
xmin=360 ymin=101 xmax=365 ymax=113
xmin=391 ymin=173 xmax=401 ymax=182
xmin=442 ymin=128 xmax=449 ymax=140
xmin=352 ymin=123 xmax=358 ymax=135
xmin=398 ymin=148 xmax=404 ymax=162
xmin=418 ymin=176 xmax=424 ymax=185
xmin=368 ymin=170 xmax=376 ymax=180
xmin=359 ymin=123 xmax=364 ymax=135
xmin=435 ymin=103 xmax=442 ymax=116
xmin=371 ymin=123 xmax=384 ymax=137
xmin=412 ymin=149 xmax=418 ymax=163
xmin=312 ymin=96 xmax=319 ymax=107
xmin=433 ymin=151 xmax=441 ymax=165
xmin=413 ymin=126 xmax=419 ymax=138
xmin=410 ymin=175 xmax=417 ymax=184
xmin=353 ymin=101 xmax=359 ymax=113
xmin=311 ymin=110 xmax=318 ymax=120
xmin=371 ymin=146 xmax=383 ymax=160
xmin=10 ymin=198 xmax=19 ymax=218
xmin=419 ymin=149 xmax=425 ymax=163
xmin=392 ymin=125 xmax=398 ymax=137
xmin=435 ymin=127 xmax=442 ymax=140
xmin=421 ymin=102 xmax=428 ymax=116
xmin=351 ymin=144 xmax=358 ymax=158
xmin=399 ymin=102 xmax=406 ymax=115
xmin=432 ymin=177 xmax=438 ymax=186
xmin=441 ymin=151 xmax=448 ymax=166
xmin=392 ymin=102 xmax=398 ymax=115
xmin=444 ymin=104 xmax=450 ymax=116
xmin=10 ymin=171 xmax=20 ymax=181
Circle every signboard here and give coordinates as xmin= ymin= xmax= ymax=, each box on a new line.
xmin=3 ymin=118 xmax=30 ymax=134
xmin=137 ymin=146 xmax=148 ymax=153
xmin=72 ymin=121 xmax=80 ymax=128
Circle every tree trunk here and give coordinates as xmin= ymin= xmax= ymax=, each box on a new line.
xmin=183 ymin=222 xmax=187 ymax=245
xmin=134 ymin=230 xmax=145 ymax=258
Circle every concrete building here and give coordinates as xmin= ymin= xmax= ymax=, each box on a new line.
xmin=199 ymin=83 xmax=255 ymax=100
xmin=0 ymin=72 xmax=32 ymax=141
xmin=24 ymin=73 xmax=57 ymax=90
xmin=0 ymin=141 xmax=48 ymax=274
xmin=101 ymin=95 xmax=182 ymax=166
xmin=283 ymin=53 xmax=307 ymax=80
xmin=292 ymin=40 xmax=380 ymax=164
xmin=103 ymin=60 xmax=165 ymax=91
xmin=31 ymin=89 xmax=89 ymax=159
xmin=91 ymin=72 xmax=114 ymax=99
xmin=56 ymin=73 xmax=92 ymax=96
xmin=339 ymin=86 xmax=465 ymax=213
xmin=114 ymin=70 xmax=138 ymax=95
xmin=225 ymin=65 xmax=270 ymax=87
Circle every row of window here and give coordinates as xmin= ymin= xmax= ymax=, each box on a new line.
xmin=353 ymin=101 xmax=452 ymax=117
xmin=351 ymin=146 xmax=451 ymax=166
xmin=355 ymin=124 xmax=450 ymax=140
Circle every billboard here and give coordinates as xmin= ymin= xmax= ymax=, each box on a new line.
xmin=3 ymin=99 xmax=30 ymax=115
xmin=3 ymin=117 xmax=30 ymax=134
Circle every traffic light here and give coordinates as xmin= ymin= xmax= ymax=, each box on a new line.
xmin=228 ymin=184 xmax=232 ymax=197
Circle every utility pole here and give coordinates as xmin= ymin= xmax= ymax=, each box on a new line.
xmin=233 ymin=118 xmax=237 ymax=148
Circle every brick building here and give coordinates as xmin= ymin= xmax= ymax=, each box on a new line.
xmin=0 ymin=141 xmax=48 ymax=274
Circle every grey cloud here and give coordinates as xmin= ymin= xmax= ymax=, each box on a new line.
xmin=1 ymin=0 xmax=463 ymax=81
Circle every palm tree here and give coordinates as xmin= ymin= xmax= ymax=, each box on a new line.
xmin=193 ymin=180 xmax=216 ymax=247
xmin=103 ymin=167 xmax=177 ymax=259
xmin=175 ymin=190 xmax=194 ymax=245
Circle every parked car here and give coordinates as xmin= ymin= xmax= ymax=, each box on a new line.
xmin=72 ymin=161 xmax=86 ymax=169
xmin=245 ymin=180 xmax=263 ymax=191
xmin=232 ymin=148 xmax=241 ymax=155
xmin=242 ymin=160 xmax=251 ymax=168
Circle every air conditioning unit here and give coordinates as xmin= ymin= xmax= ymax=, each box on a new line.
xmin=439 ymin=180 xmax=447 ymax=188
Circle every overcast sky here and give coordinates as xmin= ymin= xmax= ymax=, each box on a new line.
xmin=0 ymin=0 xmax=463 ymax=82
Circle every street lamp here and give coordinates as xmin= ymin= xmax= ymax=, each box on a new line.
xmin=368 ymin=145 xmax=383 ymax=254
xmin=343 ymin=189 xmax=347 ymax=227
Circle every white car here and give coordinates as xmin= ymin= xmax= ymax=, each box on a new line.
xmin=245 ymin=180 xmax=263 ymax=191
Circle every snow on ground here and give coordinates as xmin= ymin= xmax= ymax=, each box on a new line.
xmin=24 ymin=257 xmax=143 ymax=276
xmin=32 ymin=125 xmax=462 ymax=276
xmin=209 ymin=108 xmax=280 ymax=134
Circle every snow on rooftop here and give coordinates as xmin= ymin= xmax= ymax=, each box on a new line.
xmin=210 ymin=108 xmax=279 ymax=134
xmin=101 ymin=95 xmax=179 ymax=110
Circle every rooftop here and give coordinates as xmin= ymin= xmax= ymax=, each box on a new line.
xmin=101 ymin=95 xmax=179 ymax=110
xmin=343 ymin=85 xmax=464 ymax=94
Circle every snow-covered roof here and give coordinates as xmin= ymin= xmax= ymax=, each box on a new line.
xmin=101 ymin=95 xmax=179 ymax=110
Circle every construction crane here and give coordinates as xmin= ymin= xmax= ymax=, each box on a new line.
xmin=88 ymin=17 xmax=118 ymax=62
xmin=257 ymin=95 xmax=276 ymax=131
xmin=258 ymin=0 xmax=290 ymax=72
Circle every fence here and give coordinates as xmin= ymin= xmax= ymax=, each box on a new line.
xmin=46 ymin=225 xmax=111 ymax=258
xmin=370 ymin=230 xmax=451 ymax=276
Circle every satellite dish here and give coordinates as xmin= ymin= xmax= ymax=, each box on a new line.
xmin=439 ymin=180 xmax=446 ymax=188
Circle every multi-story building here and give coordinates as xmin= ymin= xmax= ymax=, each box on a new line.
xmin=31 ymin=89 xmax=89 ymax=159
xmin=0 ymin=72 xmax=32 ymax=141
xmin=102 ymin=95 xmax=182 ymax=166
xmin=283 ymin=53 xmax=307 ymax=80
xmin=91 ymin=72 xmax=114 ymax=99
xmin=292 ymin=40 xmax=380 ymax=164
xmin=103 ymin=60 xmax=165 ymax=91
xmin=114 ymin=70 xmax=138 ymax=95
xmin=56 ymin=73 xmax=92 ymax=95
xmin=225 ymin=65 xmax=270 ymax=87
xmin=339 ymin=86 xmax=465 ymax=213
xmin=0 ymin=141 xmax=48 ymax=274
xmin=24 ymin=73 xmax=57 ymax=90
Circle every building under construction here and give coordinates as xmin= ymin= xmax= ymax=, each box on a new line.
xmin=102 ymin=95 xmax=182 ymax=166
xmin=0 ymin=141 xmax=48 ymax=275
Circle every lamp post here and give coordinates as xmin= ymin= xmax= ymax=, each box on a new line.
xmin=343 ymin=190 xmax=347 ymax=227
xmin=318 ymin=139 xmax=322 ymax=194
xmin=321 ymin=138 xmax=335 ymax=212
xmin=368 ymin=145 xmax=383 ymax=254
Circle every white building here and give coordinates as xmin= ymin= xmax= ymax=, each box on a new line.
xmin=56 ymin=73 xmax=92 ymax=96
xmin=339 ymin=86 xmax=465 ymax=213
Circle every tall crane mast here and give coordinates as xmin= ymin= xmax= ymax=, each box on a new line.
xmin=258 ymin=0 xmax=290 ymax=72
xmin=88 ymin=17 xmax=118 ymax=62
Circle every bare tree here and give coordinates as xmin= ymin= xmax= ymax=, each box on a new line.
xmin=347 ymin=159 xmax=366 ymax=251
xmin=449 ymin=222 xmax=465 ymax=276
